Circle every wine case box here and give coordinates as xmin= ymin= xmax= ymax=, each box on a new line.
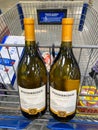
xmin=0 ymin=36 xmax=24 ymax=89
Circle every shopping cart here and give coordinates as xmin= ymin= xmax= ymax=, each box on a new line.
xmin=0 ymin=0 xmax=98 ymax=129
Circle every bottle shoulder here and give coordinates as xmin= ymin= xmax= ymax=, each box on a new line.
xmin=51 ymin=49 xmax=78 ymax=67
xmin=50 ymin=49 xmax=81 ymax=80
xmin=17 ymin=51 xmax=47 ymax=89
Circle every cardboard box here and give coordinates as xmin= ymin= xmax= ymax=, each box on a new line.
xmin=0 ymin=36 xmax=24 ymax=89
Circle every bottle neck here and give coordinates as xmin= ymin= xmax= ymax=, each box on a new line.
xmin=61 ymin=41 xmax=72 ymax=48
xmin=25 ymin=41 xmax=37 ymax=56
xmin=24 ymin=24 xmax=36 ymax=55
xmin=61 ymin=23 xmax=73 ymax=48
xmin=60 ymin=42 xmax=72 ymax=55
xmin=23 ymin=18 xmax=37 ymax=55
xmin=24 ymin=23 xmax=35 ymax=46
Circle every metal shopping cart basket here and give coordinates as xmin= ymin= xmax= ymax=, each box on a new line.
xmin=0 ymin=0 xmax=98 ymax=129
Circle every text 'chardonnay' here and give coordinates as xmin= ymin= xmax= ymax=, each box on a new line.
xmin=17 ymin=18 xmax=47 ymax=119
xmin=49 ymin=18 xmax=81 ymax=122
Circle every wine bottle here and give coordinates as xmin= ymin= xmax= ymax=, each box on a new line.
xmin=17 ymin=18 xmax=47 ymax=119
xmin=49 ymin=18 xmax=81 ymax=122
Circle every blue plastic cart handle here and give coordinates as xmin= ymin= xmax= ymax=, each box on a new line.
xmin=47 ymin=118 xmax=98 ymax=130
xmin=17 ymin=4 xmax=24 ymax=30
xmin=0 ymin=115 xmax=31 ymax=129
xmin=78 ymin=3 xmax=88 ymax=31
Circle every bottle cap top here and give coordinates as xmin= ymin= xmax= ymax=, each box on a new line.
xmin=62 ymin=18 xmax=74 ymax=25
xmin=24 ymin=18 xmax=34 ymax=24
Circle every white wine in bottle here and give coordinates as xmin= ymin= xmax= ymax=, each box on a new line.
xmin=49 ymin=18 xmax=81 ymax=122
xmin=17 ymin=18 xmax=47 ymax=119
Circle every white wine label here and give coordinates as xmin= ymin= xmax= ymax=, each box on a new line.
xmin=50 ymin=87 xmax=77 ymax=117
xmin=19 ymin=85 xmax=46 ymax=114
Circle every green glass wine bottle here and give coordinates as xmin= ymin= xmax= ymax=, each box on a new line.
xmin=17 ymin=18 xmax=47 ymax=119
xmin=49 ymin=18 xmax=81 ymax=122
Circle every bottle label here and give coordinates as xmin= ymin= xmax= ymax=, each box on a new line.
xmin=18 ymin=85 xmax=46 ymax=115
xmin=50 ymin=87 xmax=77 ymax=117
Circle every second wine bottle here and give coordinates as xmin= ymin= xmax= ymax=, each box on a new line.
xmin=49 ymin=18 xmax=81 ymax=122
